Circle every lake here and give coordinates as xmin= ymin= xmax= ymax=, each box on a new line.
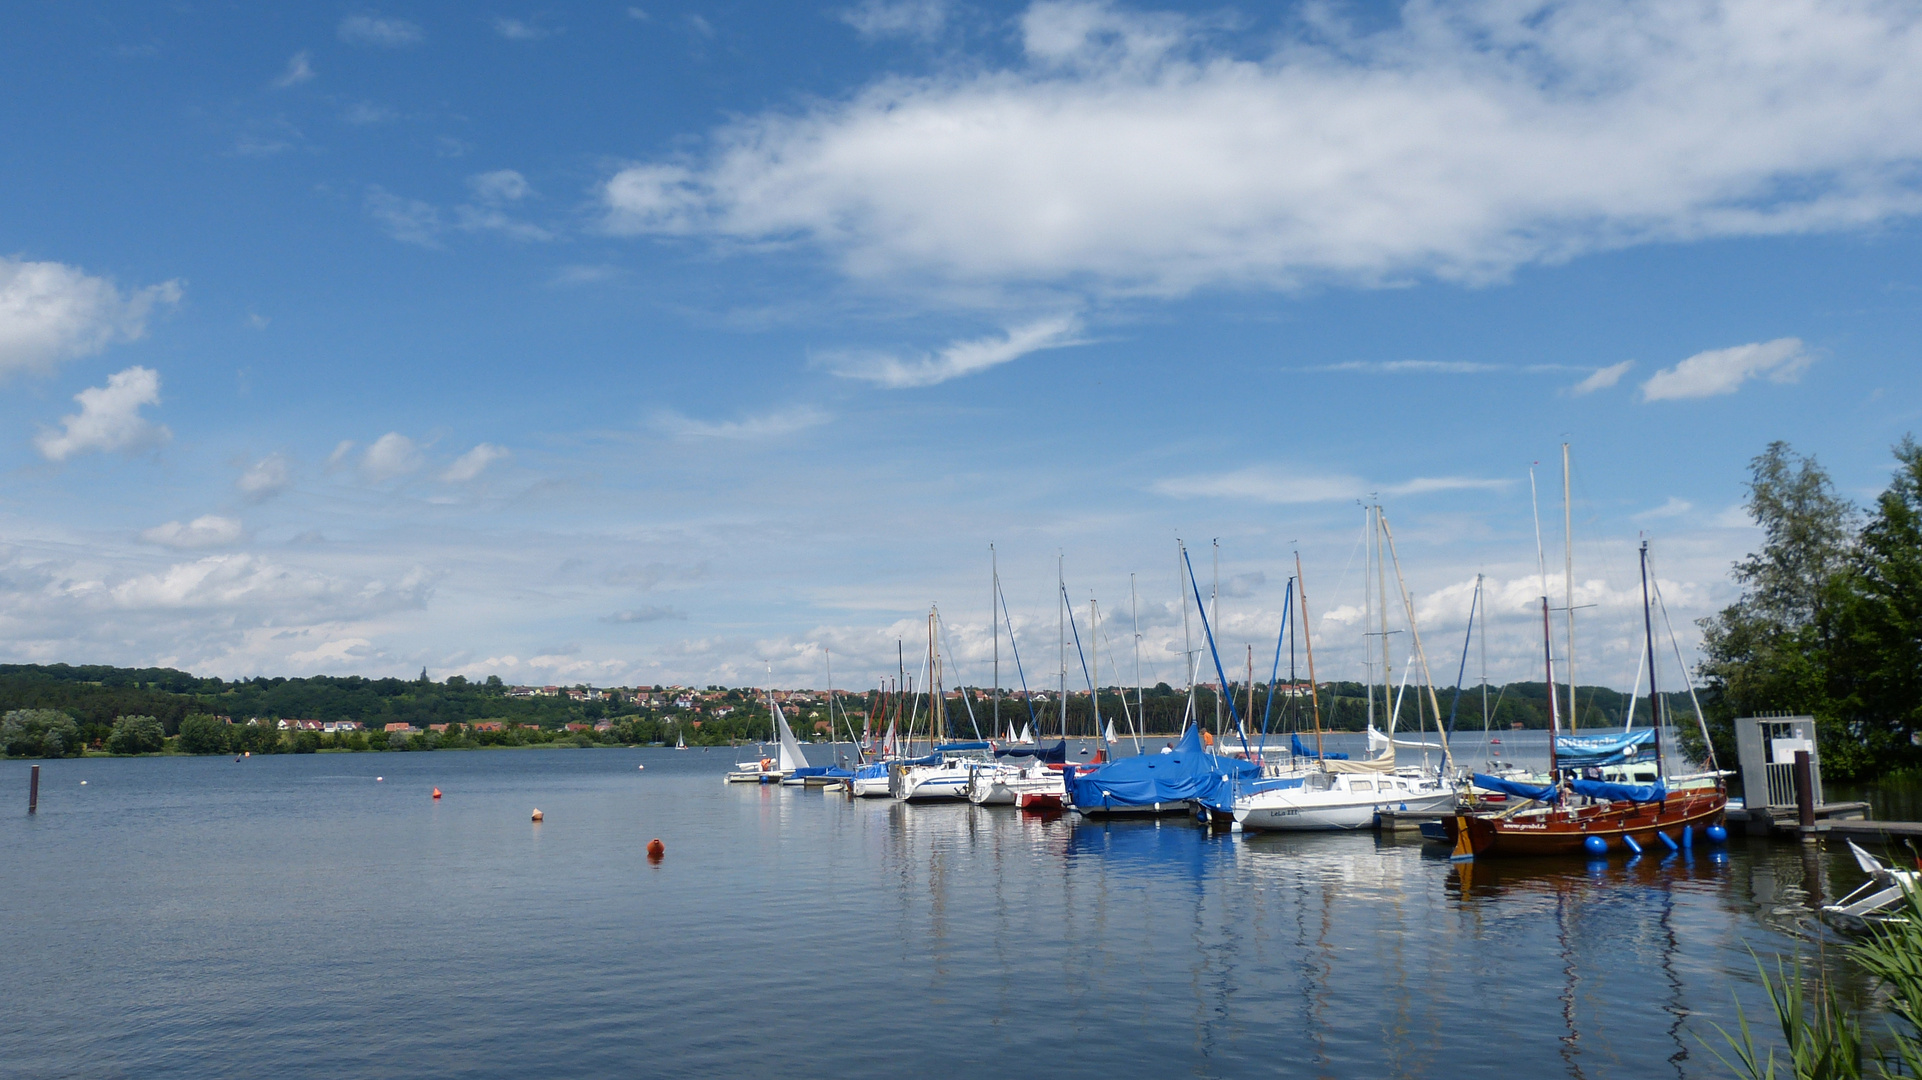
xmin=0 ymin=744 xmax=1898 ymax=1079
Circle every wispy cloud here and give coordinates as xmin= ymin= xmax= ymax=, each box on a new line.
xmin=601 ymin=606 xmax=687 ymax=624
xmin=1150 ymin=466 xmax=1509 ymax=504
xmin=141 ymin=515 xmax=246 ymax=550
xmin=35 ymin=366 xmax=171 ymax=461
xmin=840 ymin=0 xmax=948 ymax=41
xmin=817 ymin=314 xmax=1083 ymax=388
xmin=338 ymin=14 xmax=423 ymax=47
xmin=493 ymin=16 xmax=558 ymax=40
xmin=365 ymin=186 xmax=442 ymax=247
xmin=441 ymin=443 xmax=509 ymax=482
xmin=272 ymin=51 xmax=315 ymax=88
xmin=0 ymin=258 xmax=182 ymax=378
xmin=1570 ymin=360 xmax=1634 ymax=396
xmin=1634 ymin=496 xmax=1693 ymax=520
xmin=1640 ymin=338 xmax=1812 ymax=401
xmin=651 ymin=406 xmax=830 ymax=440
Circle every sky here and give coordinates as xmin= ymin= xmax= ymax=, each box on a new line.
xmin=3 ymin=0 xmax=1921 ymax=695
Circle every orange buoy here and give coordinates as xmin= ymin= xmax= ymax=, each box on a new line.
xmin=646 ymin=838 xmax=665 ymax=862
xmin=531 ymin=809 xmax=543 ymax=822
xmin=432 ymin=787 xmax=442 ymax=799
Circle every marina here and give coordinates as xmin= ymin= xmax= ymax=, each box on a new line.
xmin=3 ymin=745 xmax=1913 ymax=1079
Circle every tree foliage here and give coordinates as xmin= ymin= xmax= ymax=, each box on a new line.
xmin=106 ymin=714 xmax=166 ymax=755
xmin=1 ymin=709 xmax=84 ymax=758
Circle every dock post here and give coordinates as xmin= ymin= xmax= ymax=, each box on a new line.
xmin=1794 ymin=750 xmax=1816 ymax=831
xmin=28 ymin=764 xmax=39 ymax=814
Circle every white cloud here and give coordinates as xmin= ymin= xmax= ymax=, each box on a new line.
xmin=1150 ymin=465 xmax=1508 ymax=504
xmin=272 ymin=51 xmax=315 ymax=88
xmin=236 ymin=454 xmax=292 ymax=500
xmin=453 ymin=206 xmax=553 ymax=241
xmin=604 ymin=0 xmax=1922 ymax=297
xmin=326 ymin=440 xmax=357 ymax=468
xmin=468 ymin=169 xmax=532 ymax=203
xmin=817 ymin=314 xmax=1084 ymax=388
xmin=1570 ymin=360 xmax=1634 ymax=396
xmin=0 ymin=258 xmax=182 ymax=378
xmin=651 ymin=406 xmax=830 ymax=440
xmin=602 ymin=606 xmax=688 ymax=623
xmin=34 ymin=366 xmax=171 ymax=461
xmin=140 ymin=515 xmax=246 ymax=550
xmin=365 ymin=186 xmax=442 ymax=246
xmin=1634 ymin=496 xmax=1693 ymax=520
xmin=441 ymin=443 xmax=509 ymax=482
xmin=101 ymin=555 xmax=431 ymax=615
xmin=338 ymin=14 xmax=423 ymax=47
xmin=362 ymin=433 xmax=423 ymax=481
xmin=342 ymin=101 xmax=398 ymax=126
xmin=493 ymin=17 xmax=557 ymax=40
xmin=1640 ymin=338 xmax=1813 ymax=401
xmin=840 ymin=0 xmax=948 ymax=41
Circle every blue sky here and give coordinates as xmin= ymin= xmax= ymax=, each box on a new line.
xmin=3 ymin=0 xmax=1920 ymax=692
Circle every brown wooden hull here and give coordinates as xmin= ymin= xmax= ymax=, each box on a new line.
xmin=1444 ymin=790 xmax=1727 ymax=858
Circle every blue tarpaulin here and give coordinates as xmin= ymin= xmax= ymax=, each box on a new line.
xmin=1063 ymin=724 xmax=1259 ymax=814
xmin=1554 ymin=729 xmax=1657 ymax=769
xmin=1291 ymin=733 xmax=1349 ymax=760
xmin=1472 ymin=773 xmax=1558 ymax=802
xmin=996 ymin=740 xmax=1066 ymax=763
xmin=1569 ymin=778 xmax=1666 ymax=803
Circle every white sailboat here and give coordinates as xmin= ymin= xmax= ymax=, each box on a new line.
xmin=895 ymin=607 xmax=994 ymax=801
xmin=724 ymin=683 xmax=812 ymax=783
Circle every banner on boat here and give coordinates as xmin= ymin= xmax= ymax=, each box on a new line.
xmin=1554 ymin=729 xmax=1656 ymax=768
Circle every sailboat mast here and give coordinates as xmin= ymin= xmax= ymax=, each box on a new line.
xmin=1542 ymin=596 xmax=1560 ymax=778
xmin=991 ymin=545 xmax=1000 ymax=741
xmin=1295 ymin=551 xmax=1324 ymax=758
xmin=1640 ymin=540 xmax=1663 ymax=779
xmin=1563 ymin=443 xmax=1577 ymax=731
xmin=1179 ymin=541 xmax=1194 ymax=732
xmin=1090 ymin=597 xmax=1101 ymax=747
xmin=929 ymin=608 xmax=942 ymax=747
xmin=1058 ymin=553 xmax=1067 ymax=741
xmin=1212 ymin=540 xmax=1222 ymax=738
xmin=1376 ymin=505 xmax=1394 ymax=737
xmin=1131 ymin=573 xmax=1144 ymax=752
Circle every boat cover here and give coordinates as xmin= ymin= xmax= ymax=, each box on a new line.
xmin=936 ymin=741 xmax=992 ymax=752
xmin=996 ymin=739 xmax=1066 ymax=762
xmin=1291 ymin=734 xmax=1349 ymax=760
xmin=853 ymin=761 xmax=889 ymax=780
xmin=1471 ymin=773 xmax=1559 ymax=802
xmin=1554 ymin=729 xmax=1656 ymax=768
xmin=1569 ymin=778 xmax=1666 ymax=803
xmin=1063 ymin=724 xmax=1259 ymax=813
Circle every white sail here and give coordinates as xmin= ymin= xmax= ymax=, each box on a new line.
xmin=881 ymin=718 xmax=896 ymax=757
xmin=771 ymin=700 xmax=810 ymax=772
xmin=1018 ymin=723 xmax=1032 ymax=744
xmin=1103 ymin=720 xmax=1117 ymax=745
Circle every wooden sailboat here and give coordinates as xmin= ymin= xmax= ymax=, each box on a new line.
xmin=1442 ymin=542 xmax=1726 ymax=858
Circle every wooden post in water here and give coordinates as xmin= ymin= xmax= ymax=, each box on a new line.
xmin=28 ymin=764 xmax=39 ymax=814
xmin=1794 ymin=750 xmax=1816 ymax=830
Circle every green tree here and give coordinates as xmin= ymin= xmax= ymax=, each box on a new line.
xmin=107 ymin=714 xmax=166 ymax=754
xmin=1695 ymin=442 xmax=1857 ymax=774
xmin=177 ymin=714 xmax=234 ymax=755
xmin=1826 ymin=437 xmax=1922 ymax=771
xmin=1 ymin=708 xmax=83 ymax=757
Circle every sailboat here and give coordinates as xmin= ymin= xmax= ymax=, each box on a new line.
xmin=674 ymin=727 xmax=688 ymax=750
xmin=1441 ymin=541 xmax=1727 ymax=858
xmin=893 ymin=608 xmax=995 ymax=801
xmin=968 ymin=558 xmax=1066 ymax=807
xmin=1235 ymin=511 xmax=1454 ymax=831
xmin=724 ymin=683 xmax=813 ymax=783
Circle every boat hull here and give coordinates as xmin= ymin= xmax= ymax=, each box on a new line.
xmin=851 ymin=775 xmax=892 ymax=798
xmin=1443 ymin=790 xmax=1727 ymax=858
xmin=1237 ymin=788 xmax=1457 ymax=832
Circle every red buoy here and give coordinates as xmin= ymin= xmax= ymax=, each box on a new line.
xmin=646 ymin=838 xmax=665 ymax=862
xmin=432 ymin=787 xmax=442 ymax=799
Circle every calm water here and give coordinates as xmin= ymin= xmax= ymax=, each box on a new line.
xmin=0 ymin=745 xmax=1898 ymax=1079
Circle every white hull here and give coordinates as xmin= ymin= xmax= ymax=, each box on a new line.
xmin=851 ymin=774 xmax=892 ymax=797
xmin=1235 ymin=779 xmax=1456 ymax=831
xmin=898 ymin=769 xmax=972 ymax=801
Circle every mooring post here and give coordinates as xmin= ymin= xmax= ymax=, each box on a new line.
xmin=28 ymin=764 xmax=40 ymax=814
xmin=1794 ymin=749 xmax=1816 ymax=830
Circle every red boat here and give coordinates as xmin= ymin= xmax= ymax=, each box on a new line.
xmin=1443 ymin=786 xmax=1727 ymax=858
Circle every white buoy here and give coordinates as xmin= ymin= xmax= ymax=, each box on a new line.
xmin=638 ymin=764 xmax=645 ymax=770
xmin=80 ymin=780 xmax=87 ymax=785
xmin=376 ymin=776 xmax=384 ymax=782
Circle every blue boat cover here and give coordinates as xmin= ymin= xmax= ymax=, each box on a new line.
xmin=1291 ymin=733 xmax=1349 ymax=760
xmin=1554 ymin=729 xmax=1656 ymax=768
xmin=996 ymin=740 xmax=1066 ymax=762
xmin=1569 ymin=778 xmax=1666 ymax=803
xmin=853 ymin=760 xmax=889 ymax=780
xmin=1063 ymin=724 xmax=1259 ymax=814
xmin=936 ymin=742 xmax=992 ymax=752
xmin=1472 ymin=773 xmax=1558 ymax=802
